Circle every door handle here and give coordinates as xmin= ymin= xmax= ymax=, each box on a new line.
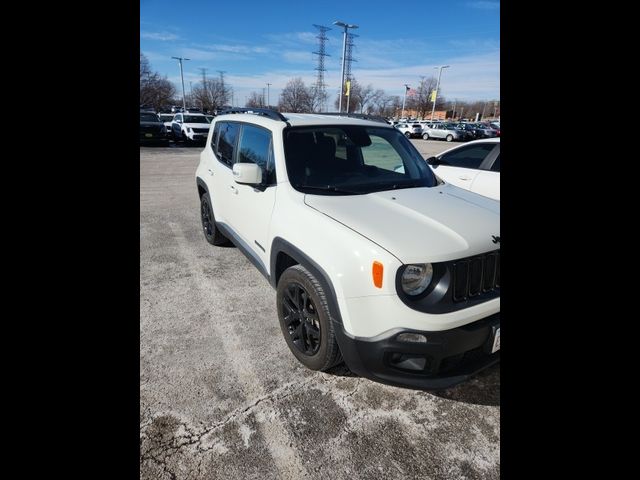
xmin=230 ymin=185 xmax=238 ymax=194
xmin=458 ymin=176 xmax=472 ymax=181
xmin=207 ymin=169 xmax=214 ymax=176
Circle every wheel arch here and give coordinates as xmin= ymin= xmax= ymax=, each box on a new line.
xmin=270 ymin=237 xmax=343 ymax=326
xmin=196 ymin=177 xmax=208 ymax=199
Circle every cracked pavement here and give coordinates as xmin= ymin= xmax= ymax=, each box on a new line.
xmin=140 ymin=141 xmax=500 ymax=480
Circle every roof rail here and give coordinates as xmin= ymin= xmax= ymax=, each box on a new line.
xmin=313 ymin=112 xmax=390 ymax=124
xmin=217 ymin=107 xmax=288 ymax=122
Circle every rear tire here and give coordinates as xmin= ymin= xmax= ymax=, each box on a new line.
xmin=446 ymin=134 xmax=453 ymax=142
xmin=404 ymin=132 xmax=411 ymax=138
xmin=277 ymin=265 xmax=343 ymax=371
xmin=200 ymin=192 xmax=229 ymax=246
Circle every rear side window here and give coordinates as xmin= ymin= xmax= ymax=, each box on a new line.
xmin=491 ymin=154 xmax=500 ymax=172
xmin=439 ymin=144 xmax=496 ymax=170
xmin=210 ymin=122 xmax=221 ymax=153
xmin=217 ymin=122 xmax=240 ymax=167
xmin=237 ymin=125 xmax=275 ymax=184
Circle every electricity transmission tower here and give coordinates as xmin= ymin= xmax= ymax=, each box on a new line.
xmin=312 ymin=24 xmax=331 ymax=112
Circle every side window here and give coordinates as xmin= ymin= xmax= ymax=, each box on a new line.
xmin=210 ymin=122 xmax=221 ymax=153
xmin=490 ymin=154 xmax=500 ymax=172
xmin=217 ymin=122 xmax=240 ymax=167
xmin=439 ymin=144 xmax=496 ymax=170
xmin=237 ymin=125 xmax=275 ymax=184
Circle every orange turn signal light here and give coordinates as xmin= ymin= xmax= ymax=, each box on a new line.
xmin=372 ymin=261 xmax=384 ymax=288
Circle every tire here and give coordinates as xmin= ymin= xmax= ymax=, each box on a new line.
xmin=200 ymin=192 xmax=229 ymax=246
xmin=422 ymin=133 xmax=429 ymax=140
xmin=446 ymin=134 xmax=453 ymax=142
xmin=404 ymin=132 xmax=411 ymax=138
xmin=277 ymin=265 xmax=343 ymax=371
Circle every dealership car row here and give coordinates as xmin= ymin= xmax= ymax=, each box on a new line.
xmin=141 ymin=107 xmax=500 ymax=146
xmin=140 ymin=107 xmax=500 ymax=202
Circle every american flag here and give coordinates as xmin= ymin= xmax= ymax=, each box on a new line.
xmin=407 ymin=88 xmax=417 ymax=97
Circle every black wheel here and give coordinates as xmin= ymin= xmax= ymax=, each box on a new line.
xmin=277 ymin=265 xmax=342 ymax=371
xmin=422 ymin=133 xmax=429 ymax=140
xmin=200 ymin=192 xmax=229 ymax=246
xmin=446 ymin=134 xmax=453 ymax=142
xmin=404 ymin=132 xmax=411 ymax=138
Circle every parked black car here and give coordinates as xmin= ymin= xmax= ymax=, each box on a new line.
xmin=140 ymin=111 xmax=168 ymax=144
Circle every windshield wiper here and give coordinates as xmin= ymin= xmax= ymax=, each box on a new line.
xmin=372 ymin=182 xmax=425 ymax=191
xmin=296 ymin=184 xmax=363 ymax=195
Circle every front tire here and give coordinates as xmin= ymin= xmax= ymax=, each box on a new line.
xmin=422 ymin=133 xmax=430 ymax=140
xmin=200 ymin=192 xmax=229 ymax=246
xmin=277 ymin=265 xmax=343 ymax=371
xmin=404 ymin=132 xmax=411 ymax=138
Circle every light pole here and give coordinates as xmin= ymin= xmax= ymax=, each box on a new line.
xmin=333 ymin=20 xmax=358 ymax=113
xmin=430 ymin=65 xmax=450 ymax=121
xmin=452 ymin=98 xmax=457 ymax=120
xmin=266 ymin=83 xmax=271 ymax=108
xmin=481 ymin=101 xmax=487 ymax=121
xmin=171 ymin=56 xmax=191 ymax=112
xmin=401 ymin=84 xmax=409 ymax=119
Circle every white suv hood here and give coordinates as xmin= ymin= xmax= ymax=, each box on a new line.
xmin=304 ymin=184 xmax=500 ymax=264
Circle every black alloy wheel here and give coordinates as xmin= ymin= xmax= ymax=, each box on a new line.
xmin=281 ymin=282 xmax=321 ymax=356
xmin=276 ymin=265 xmax=342 ymax=371
xmin=200 ymin=192 xmax=229 ymax=246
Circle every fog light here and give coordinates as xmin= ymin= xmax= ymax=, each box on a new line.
xmin=397 ymin=333 xmax=427 ymax=343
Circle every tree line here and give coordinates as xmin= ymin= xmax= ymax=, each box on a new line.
xmin=141 ymin=53 xmax=499 ymax=119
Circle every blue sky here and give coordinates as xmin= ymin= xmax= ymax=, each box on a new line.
xmin=140 ymin=0 xmax=499 ymax=105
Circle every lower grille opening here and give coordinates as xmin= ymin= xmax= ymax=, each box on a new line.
xmin=388 ymin=352 xmax=432 ymax=373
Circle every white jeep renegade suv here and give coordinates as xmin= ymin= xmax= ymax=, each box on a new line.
xmin=195 ymin=108 xmax=500 ymax=390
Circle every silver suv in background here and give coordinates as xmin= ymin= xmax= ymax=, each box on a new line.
xmin=395 ymin=123 xmax=423 ymax=138
xmin=422 ymin=123 xmax=467 ymax=142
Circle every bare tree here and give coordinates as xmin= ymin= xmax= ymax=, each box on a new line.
xmin=278 ymin=78 xmax=313 ymax=113
xmin=354 ymin=84 xmax=380 ymax=114
xmin=140 ymin=52 xmax=177 ymax=111
xmin=309 ymin=84 xmax=328 ymax=113
xmin=192 ymin=78 xmax=231 ymax=113
xmin=405 ymin=76 xmax=438 ymax=118
xmin=245 ymin=91 xmax=264 ymax=108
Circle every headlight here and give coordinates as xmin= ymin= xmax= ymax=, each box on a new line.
xmin=188 ymin=127 xmax=193 ymax=133
xmin=401 ymin=263 xmax=433 ymax=296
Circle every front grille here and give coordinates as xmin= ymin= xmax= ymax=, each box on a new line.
xmin=193 ymin=127 xmax=210 ymax=134
xmin=452 ymin=251 xmax=500 ymax=302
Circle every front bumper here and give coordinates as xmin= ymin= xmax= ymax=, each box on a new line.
xmin=334 ymin=313 xmax=500 ymax=390
xmin=187 ymin=133 xmax=208 ymax=141
xmin=140 ymin=133 xmax=168 ymax=142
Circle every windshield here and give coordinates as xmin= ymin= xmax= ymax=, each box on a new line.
xmin=140 ymin=113 xmax=159 ymax=122
xmin=284 ymin=126 xmax=437 ymax=195
xmin=159 ymin=114 xmax=173 ymax=121
xmin=183 ymin=115 xmax=209 ymax=123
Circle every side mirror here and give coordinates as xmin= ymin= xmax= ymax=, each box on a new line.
xmin=233 ymin=163 xmax=262 ymax=186
xmin=426 ymin=156 xmax=440 ymax=166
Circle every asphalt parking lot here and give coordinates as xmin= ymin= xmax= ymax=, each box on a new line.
xmin=140 ymin=139 xmax=500 ymax=480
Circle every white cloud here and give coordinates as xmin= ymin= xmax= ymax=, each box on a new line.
xmin=193 ymin=43 xmax=268 ymax=54
xmin=141 ymin=31 xmax=180 ymax=41
xmin=282 ymin=51 xmax=313 ymax=63
xmin=468 ymin=1 xmax=500 ymax=10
